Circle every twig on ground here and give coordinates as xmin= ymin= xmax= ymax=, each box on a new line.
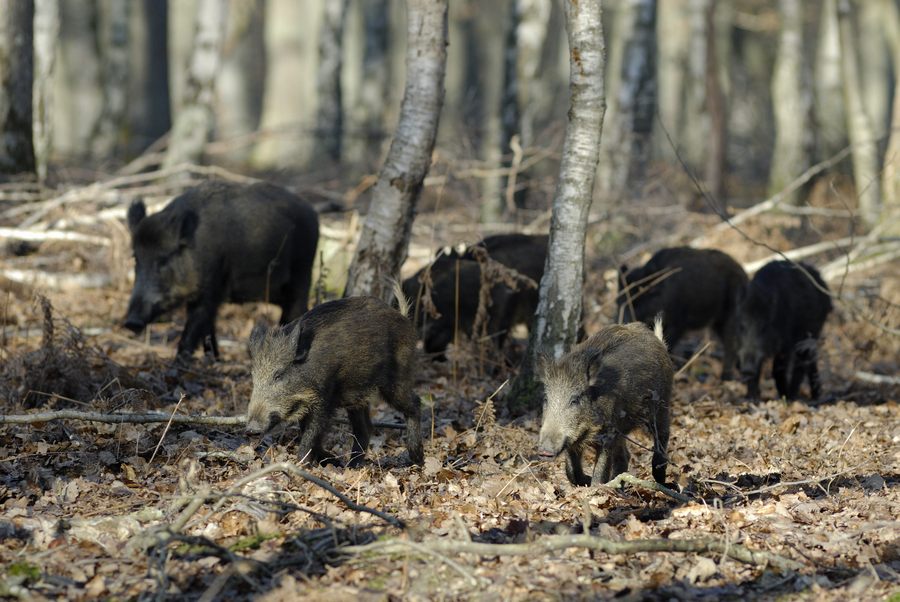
xmin=148 ymin=395 xmax=186 ymax=466
xmin=343 ymin=532 xmax=803 ymax=572
xmin=205 ymin=461 xmax=404 ymax=529
xmin=854 ymin=371 xmax=900 ymax=385
xmin=604 ymin=472 xmax=692 ymax=504
xmin=674 ymin=342 xmax=711 ymax=378
xmin=0 ymin=409 xmax=406 ymax=430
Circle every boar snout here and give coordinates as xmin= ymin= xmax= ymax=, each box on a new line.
xmin=123 ymin=314 xmax=146 ymax=334
xmin=537 ymin=431 xmax=565 ymax=458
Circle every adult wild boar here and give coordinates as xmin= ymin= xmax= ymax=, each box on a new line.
xmin=124 ymin=180 xmax=319 ymax=359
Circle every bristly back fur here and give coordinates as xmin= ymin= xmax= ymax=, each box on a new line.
xmin=653 ymin=313 xmax=666 ymax=349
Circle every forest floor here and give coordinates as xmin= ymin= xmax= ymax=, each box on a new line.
xmin=0 ymin=168 xmax=898 ymax=601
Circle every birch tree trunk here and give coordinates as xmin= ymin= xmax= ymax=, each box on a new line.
xmin=703 ymin=0 xmax=726 ymax=203
xmin=837 ymin=0 xmax=881 ymax=227
xmin=597 ymin=0 xmax=655 ymax=199
xmin=513 ymin=0 xmax=606 ymax=410
xmin=769 ymin=0 xmax=813 ymax=205
xmin=344 ymin=0 xmax=447 ymax=302
xmin=655 ymin=0 xmax=688 ymax=161
xmin=91 ymin=0 xmax=130 ymax=158
xmin=214 ymin=0 xmax=264 ymax=163
xmin=815 ymin=0 xmax=846 ymax=161
xmin=857 ymin=0 xmax=890 ymax=138
xmin=316 ymin=0 xmax=346 ymax=163
xmin=516 ymin=0 xmax=551 ymax=149
xmin=32 ymin=0 xmax=58 ymax=182
xmin=253 ymin=0 xmax=322 ymax=168
xmin=880 ymin=0 xmax=900 ymax=229
xmin=51 ymin=0 xmax=101 ymax=159
xmin=163 ymin=0 xmax=228 ymax=169
xmin=343 ymin=0 xmax=391 ymax=170
xmin=0 ymin=0 xmax=36 ymax=176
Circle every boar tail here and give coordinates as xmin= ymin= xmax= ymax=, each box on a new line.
xmin=388 ymin=277 xmax=410 ymax=318
xmin=653 ymin=313 xmax=666 ymax=348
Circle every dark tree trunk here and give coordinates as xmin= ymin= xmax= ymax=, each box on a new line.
xmin=0 ymin=0 xmax=36 ymax=176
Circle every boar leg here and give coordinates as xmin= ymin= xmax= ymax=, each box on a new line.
xmin=383 ymin=386 xmax=424 ymax=465
xmin=772 ymin=351 xmax=790 ymax=399
xmin=347 ymin=407 xmax=373 ymax=467
xmin=806 ymin=348 xmax=823 ymax=400
xmin=590 ymin=445 xmax=613 ymax=486
xmin=744 ymin=363 xmax=762 ymax=400
xmin=179 ymin=301 xmax=219 ymax=359
xmin=609 ymin=439 xmax=631 ymax=481
xmin=566 ymin=446 xmax=591 ymax=486
xmin=650 ymin=415 xmax=670 ymax=484
xmin=297 ymin=405 xmax=332 ymax=465
xmin=794 ymin=343 xmax=822 ymax=400
xmin=715 ymin=315 xmax=739 ymax=380
xmin=279 ymin=277 xmax=311 ymax=324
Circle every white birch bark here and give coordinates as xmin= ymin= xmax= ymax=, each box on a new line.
xmin=880 ymin=0 xmax=900 ymax=229
xmin=769 ymin=0 xmax=814 ymax=204
xmin=857 ymin=0 xmax=890 ymax=137
xmin=680 ymin=0 xmax=710 ymax=172
xmin=32 ymin=0 xmax=58 ymax=182
xmin=163 ymin=0 xmax=229 ymax=169
xmin=344 ymin=0 xmax=448 ymax=302
xmin=0 ymin=0 xmax=36 ymax=175
xmin=837 ymin=0 xmax=881 ymax=227
xmin=528 ymin=0 xmax=606 ymax=362
xmin=597 ymin=0 xmax=655 ymax=198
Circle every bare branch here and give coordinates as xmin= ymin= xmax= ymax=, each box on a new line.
xmin=343 ymin=532 xmax=803 ymax=572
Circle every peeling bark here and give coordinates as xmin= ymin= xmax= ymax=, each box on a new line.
xmin=344 ymin=0 xmax=448 ymax=302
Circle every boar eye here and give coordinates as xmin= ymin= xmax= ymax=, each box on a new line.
xmin=569 ymin=394 xmax=581 ymax=406
xmin=273 ymin=367 xmax=288 ymax=382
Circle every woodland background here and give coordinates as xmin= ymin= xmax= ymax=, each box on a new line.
xmin=0 ymin=0 xmax=898 ymax=600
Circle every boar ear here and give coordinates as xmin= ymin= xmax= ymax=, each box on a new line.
xmin=585 ymin=348 xmax=603 ymax=383
xmin=178 ymin=210 xmax=199 ymax=246
xmin=127 ymin=200 xmax=146 ymax=233
xmin=248 ymin=323 xmax=268 ymax=358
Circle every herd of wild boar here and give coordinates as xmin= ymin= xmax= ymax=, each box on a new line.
xmin=124 ymin=181 xmax=833 ymax=487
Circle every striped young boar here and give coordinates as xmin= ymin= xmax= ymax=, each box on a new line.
xmin=246 ymin=294 xmax=424 ymax=466
xmin=537 ymin=320 xmax=674 ymax=485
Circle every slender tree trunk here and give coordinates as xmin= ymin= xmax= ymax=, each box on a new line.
xmin=597 ymin=0 xmax=656 ymax=199
xmin=32 ymin=0 xmax=58 ymax=182
xmin=837 ymin=0 xmax=881 ymax=227
xmin=0 ymin=0 xmax=36 ymax=176
xmin=344 ymin=0 xmax=448 ymax=302
xmin=214 ymin=0 xmax=264 ymax=164
xmin=857 ymin=0 xmax=890 ymax=138
xmin=127 ymin=0 xmax=171 ymax=155
xmin=476 ymin=0 xmax=511 ymax=223
xmin=769 ymin=0 xmax=814 ymax=204
xmin=316 ymin=0 xmax=347 ymax=164
xmin=91 ymin=0 xmax=131 ymax=158
xmin=880 ymin=0 xmax=900 ymax=229
xmin=516 ymin=0 xmax=551 ymax=148
xmin=343 ymin=0 xmax=391 ymax=170
xmin=654 ymin=0 xmax=688 ymax=161
xmin=167 ymin=0 xmax=198 ymax=120
xmin=51 ymin=0 xmax=101 ymax=159
xmin=512 ymin=0 xmax=606 ymax=411
xmin=680 ymin=0 xmax=711 ymax=174
xmin=253 ymin=0 xmax=322 ymax=168
xmin=815 ymin=0 xmax=846 ymax=161
xmin=163 ymin=0 xmax=228 ymax=169
xmin=703 ymin=0 xmax=726 ymax=203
